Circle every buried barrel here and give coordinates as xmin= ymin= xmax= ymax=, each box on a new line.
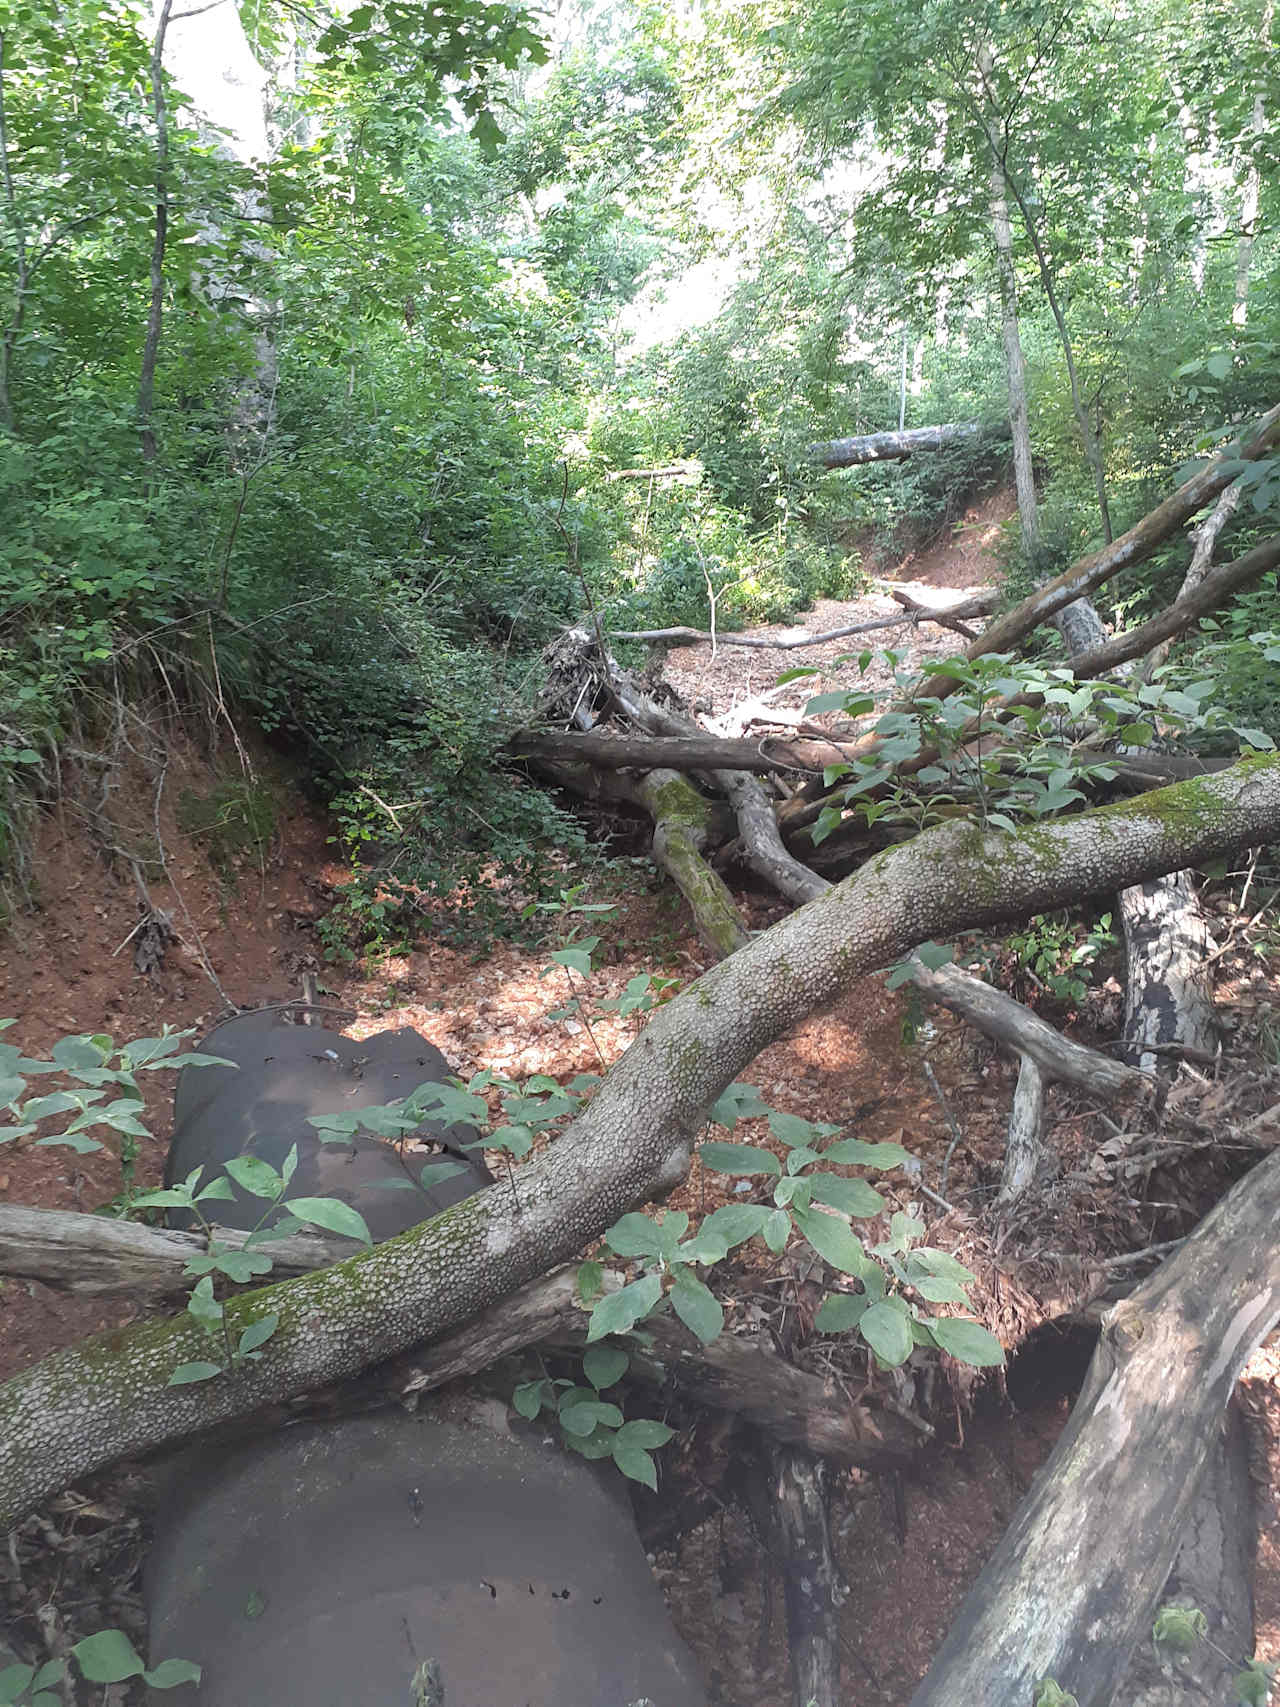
xmin=145 ymin=1014 xmax=708 ymax=1706
xmin=165 ymin=1011 xmax=491 ymax=1238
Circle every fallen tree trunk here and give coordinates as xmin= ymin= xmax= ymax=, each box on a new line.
xmin=957 ymin=404 xmax=1280 ymax=666
xmin=608 ymin=590 xmax=995 ymax=650
xmin=512 ymin=728 xmax=853 ymax=776
xmin=766 ymin=1447 xmax=842 ymax=1707
xmin=1118 ymin=1407 xmax=1256 ymax=1707
xmin=632 ymin=768 xmax=751 ymax=958
xmin=1121 ymin=872 xmax=1217 ymax=1073
xmin=3 ymin=757 xmax=1280 ymax=1530
xmin=808 ymin=423 xmax=981 ymax=467
xmin=909 ymin=1138 xmax=1280 ymax=1707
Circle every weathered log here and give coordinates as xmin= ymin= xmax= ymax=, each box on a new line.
xmin=1118 ymin=1407 xmax=1256 ymax=1707
xmin=608 ymin=590 xmax=995 ymax=651
xmin=1001 ymin=1055 xmax=1046 ymax=1202
xmin=632 ymin=769 xmax=751 ymax=958
xmin=808 ymin=423 xmax=982 ymax=467
xmin=4 ymin=759 xmax=1280 ymax=1531
xmin=909 ymin=1138 xmax=1280 ymax=1707
xmin=0 ymin=1204 xmax=355 ymax=1298
xmin=511 ymin=728 xmax=852 ymax=776
xmin=907 ymin=958 xmax=1153 ymax=1100
xmin=766 ymin=1446 xmax=842 ymax=1707
xmin=605 ymin=462 xmax=701 ymax=482
xmin=1120 ymin=872 xmax=1217 ymax=1074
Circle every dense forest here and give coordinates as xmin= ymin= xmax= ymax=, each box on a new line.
xmin=1 ymin=0 xmax=1279 ymax=1701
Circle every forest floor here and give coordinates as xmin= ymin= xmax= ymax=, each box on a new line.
xmin=2 ymin=484 xmax=1278 ymax=1702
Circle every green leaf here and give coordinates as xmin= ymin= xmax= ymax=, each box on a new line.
xmin=418 ymin=1159 xmax=468 ymax=1189
xmin=168 ymin=1362 xmax=224 ymax=1385
xmin=34 ymin=1131 xmax=103 ymax=1153
xmin=583 ymin=1342 xmax=630 ymax=1390
xmin=237 ymin=1313 xmax=279 ymax=1357
xmin=859 ymin=1302 xmax=914 ymax=1366
xmin=224 ymin=1155 xmax=285 ymax=1200
xmin=586 ymin=1273 xmax=663 ymax=1342
xmin=699 ymin=1141 xmax=781 ymax=1177
xmin=614 ymin=1418 xmax=675 ymax=1450
xmin=211 ymin=1249 xmax=274 ymax=1283
xmin=512 ymin=1379 xmax=549 ymax=1419
xmin=815 ymin=1291 xmax=867 ymax=1332
xmin=31 ymin=1661 xmax=66 ymax=1690
xmin=768 ymin=1109 xmax=832 ymax=1148
xmin=793 ymin=1206 xmax=867 ymax=1275
xmin=910 ymin=1275 xmax=971 ymax=1304
xmin=52 ymin=1036 xmax=109 ymax=1073
xmin=558 ymin=1397 xmax=623 ymax=1436
xmin=186 ymin=1274 xmax=223 ymax=1331
xmin=708 ymin=1082 xmax=771 ymax=1128
xmin=671 ymin=1269 xmax=724 ymax=1345
xmin=762 ymin=1208 xmax=791 ymax=1252
xmin=822 ymin=1137 xmax=912 ymax=1170
xmin=576 ymin=1259 xmax=604 ymax=1304
xmin=612 ymin=1443 xmax=658 ymax=1490
xmin=910 ymin=1248 xmax=977 ymax=1284
xmin=72 ymin=1630 xmax=146 ymax=1683
xmin=284 ymin=1197 xmax=372 ymax=1245
xmin=548 ymin=943 xmax=595 ymax=975
xmin=143 ymin=1657 xmax=203 ymax=1689
xmin=929 ymin=1317 xmax=1005 ymax=1367
xmin=688 ymin=1202 xmax=770 ymax=1254
xmin=0 ymin=1664 xmax=35 ymax=1703
xmin=805 ymin=690 xmax=858 ymax=714
xmin=808 ymin=1174 xmax=886 ymax=1218
xmin=604 ymin=1212 xmax=666 ymax=1258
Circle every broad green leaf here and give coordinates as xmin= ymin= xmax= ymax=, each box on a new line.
xmin=583 ymin=1342 xmax=629 ymax=1390
xmin=793 ymin=1206 xmax=867 ymax=1275
xmin=186 ymin=1274 xmax=222 ymax=1331
xmin=237 ymin=1313 xmax=279 ymax=1356
xmin=284 ymin=1197 xmax=372 ymax=1245
xmin=604 ymin=1212 xmax=666 ymax=1258
xmin=614 ymin=1418 xmax=675 ymax=1450
xmin=763 ymin=1208 xmax=791 ymax=1252
xmin=930 ymin=1317 xmax=1006 ymax=1367
xmin=0 ymin=1664 xmax=35 ymax=1702
xmin=671 ymin=1270 xmax=724 ymax=1345
xmin=692 ymin=1202 xmax=770 ymax=1251
xmin=129 ymin=1187 xmax=195 ymax=1210
xmin=418 ymin=1159 xmax=468 ymax=1189
xmin=558 ymin=1397 xmax=623 ymax=1436
xmin=211 ymin=1249 xmax=274 ymax=1283
xmin=72 ymin=1630 xmax=146 ymax=1683
xmin=52 ymin=1037 xmax=109 ymax=1073
xmin=513 ymin=1379 xmax=549 ymax=1419
xmin=698 ymin=1141 xmax=781 ymax=1177
xmin=815 ymin=1292 xmax=867 ymax=1332
xmin=809 ymin=1174 xmax=885 ymax=1219
xmin=859 ymin=1302 xmax=914 ymax=1366
xmin=576 ymin=1260 xmax=604 ymax=1304
xmin=144 ymin=1657 xmax=203 ymax=1689
xmin=612 ymin=1443 xmax=658 ymax=1490
xmin=822 ymin=1137 xmax=912 ymax=1170
xmin=586 ymin=1273 xmax=662 ymax=1342
xmin=910 ymin=1248 xmax=977 ymax=1285
xmin=708 ymin=1082 xmax=771 ymax=1128
xmin=224 ymin=1155 xmax=284 ymax=1200
xmin=910 ymin=1276 xmax=971 ymax=1305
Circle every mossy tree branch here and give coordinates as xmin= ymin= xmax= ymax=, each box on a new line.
xmin=3 ymin=756 xmax=1280 ymax=1528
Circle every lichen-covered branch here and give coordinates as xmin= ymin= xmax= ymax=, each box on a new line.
xmin=2 ymin=756 xmax=1280 ymax=1528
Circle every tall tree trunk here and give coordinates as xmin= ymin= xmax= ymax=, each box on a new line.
xmin=972 ymin=50 xmax=1113 ymax=544
xmin=138 ymin=0 xmax=173 ymax=465
xmin=980 ymin=48 xmax=1038 ymax=559
xmin=0 ymin=27 xmax=29 ymax=435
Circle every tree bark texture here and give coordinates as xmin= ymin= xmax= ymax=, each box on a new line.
xmin=1119 ymin=1407 xmax=1256 ymax=1707
xmin=808 ymin=423 xmax=981 ymax=467
xmin=3 ymin=757 xmax=1280 ymax=1530
xmin=909 ymin=1139 xmax=1280 ymax=1707
xmin=632 ymin=768 xmax=751 ymax=957
xmin=766 ymin=1447 xmax=842 ymax=1707
xmin=986 ymin=122 xmax=1039 ymax=555
xmin=1120 ymin=872 xmax=1217 ymax=1073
